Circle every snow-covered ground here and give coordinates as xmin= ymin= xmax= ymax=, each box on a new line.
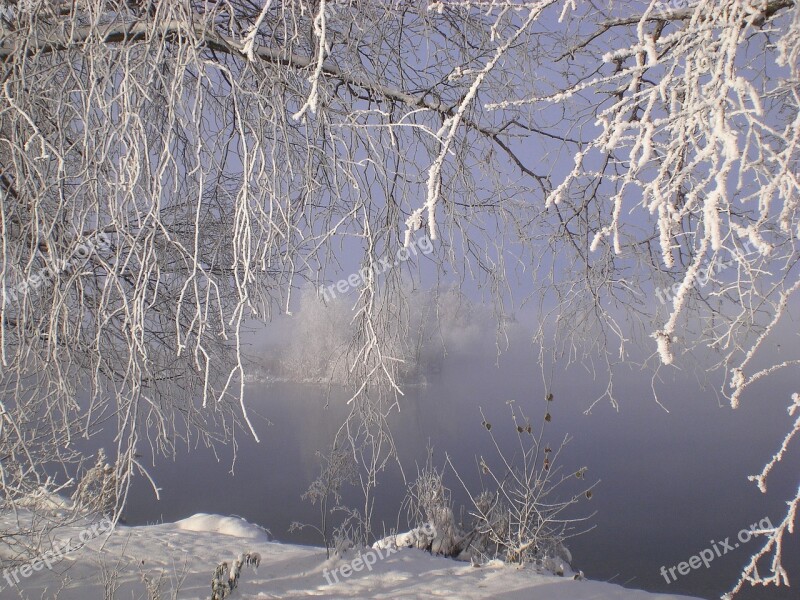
xmin=0 ymin=512 xmax=704 ymax=599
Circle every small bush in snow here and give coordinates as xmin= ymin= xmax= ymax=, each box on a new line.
xmin=403 ymin=447 xmax=461 ymax=556
xmin=72 ymin=448 xmax=118 ymax=518
xmin=210 ymin=552 xmax=260 ymax=600
xmin=291 ymin=444 xmax=358 ymax=558
xmin=405 ymin=401 xmax=596 ymax=574
xmin=458 ymin=403 xmax=596 ymax=569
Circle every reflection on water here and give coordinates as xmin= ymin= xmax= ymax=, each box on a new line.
xmin=124 ymin=352 xmax=799 ymax=600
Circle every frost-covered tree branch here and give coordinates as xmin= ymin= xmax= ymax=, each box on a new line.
xmin=1 ymin=0 xmax=798 ymax=593
xmin=0 ymin=0 xmax=556 ymax=555
xmin=484 ymin=0 xmax=800 ymax=593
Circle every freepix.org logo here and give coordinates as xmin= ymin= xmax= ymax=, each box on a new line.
xmin=2 ymin=231 xmax=111 ymax=307
xmin=653 ymin=0 xmax=698 ymax=14
xmin=1 ymin=517 xmax=114 ymax=591
xmin=323 ymin=523 xmax=437 ymax=585
xmin=659 ymin=516 xmax=774 ymax=584
xmin=319 ymin=235 xmax=433 ymax=302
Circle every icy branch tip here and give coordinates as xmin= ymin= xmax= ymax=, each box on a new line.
xmin=652 ymin=330 xmax=674 ymax=366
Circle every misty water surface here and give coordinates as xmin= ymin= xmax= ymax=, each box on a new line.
xmin=118 ymin=343 xmax=800 ymax=600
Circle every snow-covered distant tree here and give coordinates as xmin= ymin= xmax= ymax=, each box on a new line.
xmin=0 ymin=0 xmax=797 ymax=593
xmin=279 ymin=289 xmax=355 ymax=382
xmin=276 ymin=284 xmax=496 ymax=383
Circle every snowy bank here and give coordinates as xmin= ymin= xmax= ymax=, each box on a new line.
xmin=0 ymin=512 xmax=704 ymax=599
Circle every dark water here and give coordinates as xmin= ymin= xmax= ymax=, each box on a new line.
xmin=123 ymin=351 xmax=800 ymax=600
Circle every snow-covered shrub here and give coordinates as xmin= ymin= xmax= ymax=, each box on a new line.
xmin=140 ymin=569 xmax=164 ymax=600
xmin=210 ymin=552 xmax=260 ymax=600
xmin=470 ymin=490 xmax=510 ymax=559
xmin=291 ymin=444 xmax=358 ymax=558
xmin=329 ymin=510 xmax=365 ymax=558
xmin=455 ymin=402 xmax=595 ymax=569
xmin=372 ymin=523 xmax=437 ymax=553
xmin=404 ymin=402 xmax=594 ymax=571
xmin=72 ymin=448 xmax=118 ymax=517
xmin=403 ymin=448 xmax=461 ymax=555
xmin=98 ymin=557 xmax=122 ymax=600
